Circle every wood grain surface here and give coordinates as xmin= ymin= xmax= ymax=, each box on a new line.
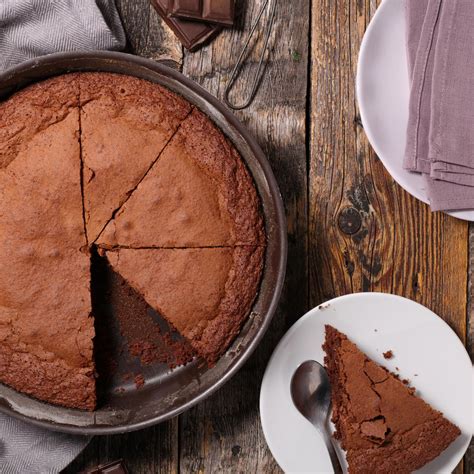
xmin=65 ymin=0 xmax=472 ymax=472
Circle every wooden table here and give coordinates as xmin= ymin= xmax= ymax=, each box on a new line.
xmin=66 ymin=1 xmax=473 ymax=472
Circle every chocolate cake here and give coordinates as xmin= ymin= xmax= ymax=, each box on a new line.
xmin=0 ymin=73 xmax=265 ymax=410
xmin=323 ymin=326 xmax=461 ymax=474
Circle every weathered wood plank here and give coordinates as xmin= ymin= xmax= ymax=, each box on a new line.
xmin=116 ymin=0 xmax=183 ymax=66
xmin=64 ymin=438 xmax=99 ymax=473
xmin=309 ymin=1 xmax=469 ymax=473
xmin=178 ymin=1 xmax=310 ymax=472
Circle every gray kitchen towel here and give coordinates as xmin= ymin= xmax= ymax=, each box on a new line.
xmin=0 ymin=0 xmax=126 ymax=71
xmin=0 ymin=413 xmax=90 ymax=474
xmin=0 ymin=1 xmax=125 ymax=472
xmin=404 ymin=0 xmax=474 ymax=211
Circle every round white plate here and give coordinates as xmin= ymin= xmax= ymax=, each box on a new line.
xmin=260 ymin=293 xmax=473 ymax=473
xmin=356 ymin=0 xmax=474 ymax=221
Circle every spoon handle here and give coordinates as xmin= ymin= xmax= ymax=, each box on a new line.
xmin=321 ymin=430 xmax=343 ymax=474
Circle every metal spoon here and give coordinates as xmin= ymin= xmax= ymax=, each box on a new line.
xmin=290 ymin=360 xmax=343 ymax=474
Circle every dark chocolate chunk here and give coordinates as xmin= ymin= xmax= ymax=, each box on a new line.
xmin=203 ymin=0 xmax=234 ymax=25
xmin=150 ymin=0 xmax=221 ymax=52
xmin=82 ymin=459 xmax=128 ymax=474
xmin=170 ymin=0 xmax=235 ymax=27
xmin=170 ymin=0 xmax=202 ymax=17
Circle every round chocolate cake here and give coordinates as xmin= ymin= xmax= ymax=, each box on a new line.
xmin=0 ymin=73 xmax=265 ymax=411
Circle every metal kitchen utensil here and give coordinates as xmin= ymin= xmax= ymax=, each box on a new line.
xmin=291 ymin=360 xmax=343 ymax=474
xmin=223 ymin=0 xmax=278 ymax=110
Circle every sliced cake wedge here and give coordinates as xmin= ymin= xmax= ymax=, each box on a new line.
xmin=97 ymin=108 xmax=265 ymax=249
xmin=105 ymin=247 xmax=264 ymax=364
xmin=79 ymin=73 xmax=192 ymax=243
xmin=323 ymin=325 xmax=461 ymax=474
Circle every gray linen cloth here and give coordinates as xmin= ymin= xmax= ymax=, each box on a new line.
xmin=0 ymin=0 xmax=126 ymax=70
xmin=0 ymin=414 xmax=90 ymax=474
xmin=404 ymin=0 xmax=474 ymax=211
xmin=0 ymin=1 xmax=126 ymax=473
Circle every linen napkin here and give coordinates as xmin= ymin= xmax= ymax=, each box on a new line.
xmin=0 ymin=1 xmax=125 ymax=472
xmin=0 ymin=413 xmax=90 ymax=474
xmin=0 ymin=0 xmax=126 ymax=71
xmin=404 ymin=0 xmax=474 ymax=211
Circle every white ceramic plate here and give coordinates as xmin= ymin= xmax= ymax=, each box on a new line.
xmin=356 ymin=0 xmax=474 ymax=221
xmin=260 ymin=293 xmax=473 ymax=473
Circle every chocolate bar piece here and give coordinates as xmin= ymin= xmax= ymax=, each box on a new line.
xmin=151 ymin=0 xmax=221 ymax=52
xmin=170 ymin=0 xmax=235 ymax=27
xmin=82 ymin=460 xmax=128 ymax=474
xmin=170 ymin=0 xmax=201 ymax=17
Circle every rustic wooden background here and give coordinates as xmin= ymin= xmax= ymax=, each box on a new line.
xmin=66 ymin=0 xmax=473 ymax=472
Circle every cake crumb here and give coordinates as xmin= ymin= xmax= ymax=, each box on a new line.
xmin=402 ymin=379 xmax=410 ymax=385
xmin=134 ymin=374 xmax=145 ymax=389
xmin=318 ymin=303 xmax=331 ymax=310
xmin=383 ymin=350 xmax=394 ymax=360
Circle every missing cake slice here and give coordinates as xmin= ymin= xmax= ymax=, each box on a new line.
xmin=323 ymin=325 xmax=461 ymax=474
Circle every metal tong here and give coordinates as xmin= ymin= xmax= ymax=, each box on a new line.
xmin=224 ymin=0 xmax=278 ymax=110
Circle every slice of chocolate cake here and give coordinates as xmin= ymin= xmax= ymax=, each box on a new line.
xmin=79 ymin=73 xmax=192 ymax=243
xmin=97 ymin=108 xmax=265 ymax=249
xmin=105 ymin=247 xmax=264 ymax=364
xmin=323 ymin=325 xmax=460 ymax=474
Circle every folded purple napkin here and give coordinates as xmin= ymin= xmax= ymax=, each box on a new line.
xmin=404 ymin=0 xmax=474 ymax=211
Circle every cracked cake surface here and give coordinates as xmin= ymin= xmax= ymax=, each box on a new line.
xmin=79 ymin=72 xmax=192 ymax=243
xmin=323 ymin=325 xmax=461 ymax=474
xmin=97 ymin=108 xmax=265 ymax=249
xmin=0 ymin=73 xmax=265 ymax=410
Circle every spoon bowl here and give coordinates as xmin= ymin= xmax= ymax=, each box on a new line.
xmin=290 ymin=360 xmax=343 ymax=473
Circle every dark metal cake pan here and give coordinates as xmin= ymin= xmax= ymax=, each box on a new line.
xmin=0 ymin=52 xmax=287 ymax=434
